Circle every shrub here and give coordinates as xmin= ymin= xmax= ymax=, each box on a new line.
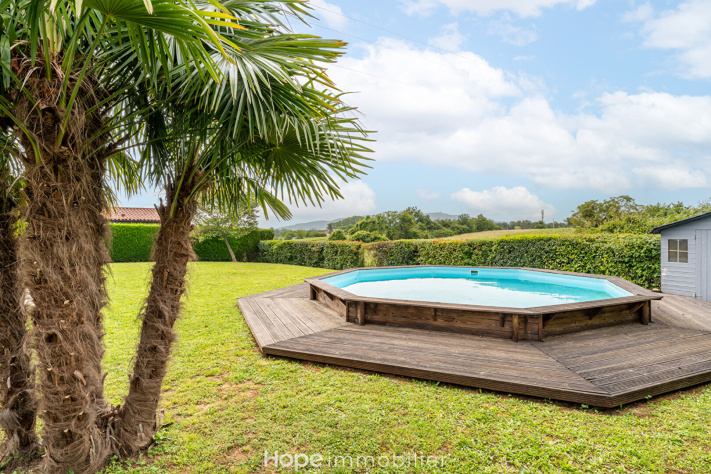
xmin=259 ymin=240 xmax=364 ymax=270
xmin=109 ymin=224 xmax=159 ymax=262
xmin=328 ymin=230 xmax=347 ymax=241
xmin=110 ymin=224 xmax=260 ymax=263
xmin=258 ymin=240 xmax=325 ymax=268
xmin=258 ymin=228 xmax=275 ymax=240
xmin=324 ymin=241 xmax=364 ymax=269
xmin=348 ymin=230 xmax=387 ymax=243
xmin=193 ymin=230 xmax=260 ymax=262
xmin=363 ymin=234 xmax=660 ymax=288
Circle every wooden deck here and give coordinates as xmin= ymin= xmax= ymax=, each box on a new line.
xmin=238 ymin=283 xmax=711 ymax=407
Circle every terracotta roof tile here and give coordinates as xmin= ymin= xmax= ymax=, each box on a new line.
xmin=107 ymin=207 xmax=160 ymax=223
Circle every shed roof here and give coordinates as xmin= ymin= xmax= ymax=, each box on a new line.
xmin=107 ymin=207 xmax=160 ymax=223
xmin=649 ymin=211 xmax=711 ymax=234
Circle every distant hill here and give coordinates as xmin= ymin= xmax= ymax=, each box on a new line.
xmin=277 ymin=211 xmax=462 ymax=231
xmin=277 ymin=219 xmax=338 ymax=231
xmin=427 ymin=212 xmax=459 ymax=220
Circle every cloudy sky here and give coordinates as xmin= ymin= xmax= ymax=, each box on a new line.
xmin=121 ymin=0 xmax=711 ymax=225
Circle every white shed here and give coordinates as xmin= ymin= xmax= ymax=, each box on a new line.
xmin=650 ymin=211 xmax=711 ymax=301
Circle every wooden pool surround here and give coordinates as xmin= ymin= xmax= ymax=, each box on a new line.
xmin=305 ymin=267 xmax=662 ymax=343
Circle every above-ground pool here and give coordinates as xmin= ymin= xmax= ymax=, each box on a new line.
xmin=321 ymin=267 xmax=631 ymax=308
xmin=306 ymin=266 xmax=661 ymax=342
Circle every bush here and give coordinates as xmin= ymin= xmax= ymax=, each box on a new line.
xmin=348 ymin=230 xmax=387 ymax=243
xmin=109 ymin=224 xmax=159 ymax=262
xmin=328 ymin=230 xmax=347 ymax=241
xmin=110 ymin=224 xmax=260 ymax=263
xmin=258 ymin=228 xmax=275 ymax=240
xmin=380 ymin=234 xmax=660 ymax=288
xmin=259 ymin=240 xmax=363 ymax=270
xmin=193 ymin=230 xmax=260 ymax=262
xmin=258 ymin=240 xmax=325 ymax=268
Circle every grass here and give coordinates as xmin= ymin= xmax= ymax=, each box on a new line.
xmin=442 ymin=228 xmax=574 ymax=240
xmin=102 ymin=262 xmax=711 ymax=473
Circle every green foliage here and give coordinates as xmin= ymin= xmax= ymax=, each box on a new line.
xmin=324 ymin=241 xmax=364 ymax=269
xmin=277 ymin=229 xmax=328 ymax=240
xmin=109 ymin=224 xmax=159 ymax=262
xmin=258 ymin=229 xmax=275 ymax=240
xmin=258 ymin=241 xmax=325 ymax=268
xmin=259 ymin=240 xmax=362 ymax=270
xmin=328 ymin=230 xmax=347 ymax=241
xmin=570 ymin=196 xmax=711 ymax=234
xmin=348 ymin=230 xmax=387 ymax=243
xmin=327 ymin=215 xmax=364 ymax=232
xmin=394 ymin=234 xmax=660 ymax=288
xmin=109 ymin=224 xmax=260 ymax=263
xmin=366 ymin=240 xmax=421 ymax=266
xmin=193 ymin=230 xmax=260 ymax=262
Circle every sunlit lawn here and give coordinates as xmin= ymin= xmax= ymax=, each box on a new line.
xmin=103 ymin=262 xmax=711 ymax=473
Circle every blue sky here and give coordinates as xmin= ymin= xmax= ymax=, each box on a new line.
xmin=121 ymin=0 xmax=711 ymax=226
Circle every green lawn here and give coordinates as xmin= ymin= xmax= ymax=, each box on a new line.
xmin=103 ymin=262 xmax=711 ymax=473
xmin=442 ymin=227 xmax=574 ymax=240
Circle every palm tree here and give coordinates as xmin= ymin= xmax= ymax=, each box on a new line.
xmin=0 ymin=134 xmax=38 ymax=469
xmin=1 ymin=1 xmax=244 ymax=471
xmin=113 ymin=1 xmax=372 ymax=455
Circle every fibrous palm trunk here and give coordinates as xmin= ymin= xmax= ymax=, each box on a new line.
xmin=116 ymin=176 xmax=198 ymax=455
xmin=0 ymin=196 xmax=39 ymax=470
xmin=14 ymin=61 xmax=111 ymax=473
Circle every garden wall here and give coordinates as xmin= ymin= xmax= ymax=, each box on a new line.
xmin=109 ymin=223 xmax=262 ymax=262
xmin=259 ymin=234 xmax=661 ymax=288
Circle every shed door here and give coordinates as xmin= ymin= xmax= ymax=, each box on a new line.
xmin=697 ymin=230 xmax=711 ymax=301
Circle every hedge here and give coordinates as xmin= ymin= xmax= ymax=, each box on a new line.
xmin=258 ymin=240 xmax=363 ymax=270
xmin=193 ymin=230 xmax=261 ymax=262
xmin=261 ymin=234 xmax=661 ymax=288
xmin=258 ymin=228 xmax=275 ymax=240
xmin=109 ymin=224 xmax=159 ymax=262
xmin=109 ymin=223 xmax=260 ymax=262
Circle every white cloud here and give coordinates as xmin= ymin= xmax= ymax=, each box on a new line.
xmin=630 ymin=1 xmax=711 ymax=78
xmin=416 ymin=188 xmax=441 ymax=199
xmin=309 ymin=0 xmax=348 ymax=29
xmin=452 ymin=186 xmax=555 ymax=220
xmin=429 ymin=23 xmax=466 ymax=51
xmin=487 ymin=14 xmax=538 ymax=46
xmin=329 ymin=39 xmax=711 ymax=193
xmin=401 ymin=0 xmax=596 ymax=18
xmin=263 ymin=180 xmax=376 ymax=226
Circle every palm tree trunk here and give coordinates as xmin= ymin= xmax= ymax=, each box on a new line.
xmin=115 ymin=178 xmax=197 ymax=456
xmin=222 ymin=232 xmax=237 ymax=262
xmin=15 ymin=65 xmax=111 ymax=473
xmin=0 ymin=200 xmax=39 ymax=469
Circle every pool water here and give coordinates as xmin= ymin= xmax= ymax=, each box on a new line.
xmin=321 ymin=267 xmax=631 ymax=308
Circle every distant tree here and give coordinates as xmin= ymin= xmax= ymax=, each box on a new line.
xmin=569 ymin=195 xmax=640 ymax=228
xmin=348 ymin=230 xmax=387 ymax=243
xmin=329 ymin=230 xmax=347 ymax=241
xmin=474 ymin=214 xmax=500 ymax=232
xmin=193 ymin=206 xmax=258 ymax=262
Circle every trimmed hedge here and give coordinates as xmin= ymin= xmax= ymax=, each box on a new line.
xmin=109 ymin=224 xmax=159 ymax=262
xmin=258 ymin=228 xmax=275 ymax=240
xmin=261 ymin=234 xmax=661 ymax=288
xmin=367 ymin=234 xmax=661 ymax=288
xmin=109 ymin=224 xmax=260 ymax=262
xmin=193 ymin=230 xmax=260 ymax=262
xmin=258 ymin=240 xmax=363 ymax=270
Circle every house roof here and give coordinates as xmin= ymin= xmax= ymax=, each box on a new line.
xmin=649 ymin=211 xmax=711 ymax=234
xmin=107 ymin=207 xmax=160 ymax=223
